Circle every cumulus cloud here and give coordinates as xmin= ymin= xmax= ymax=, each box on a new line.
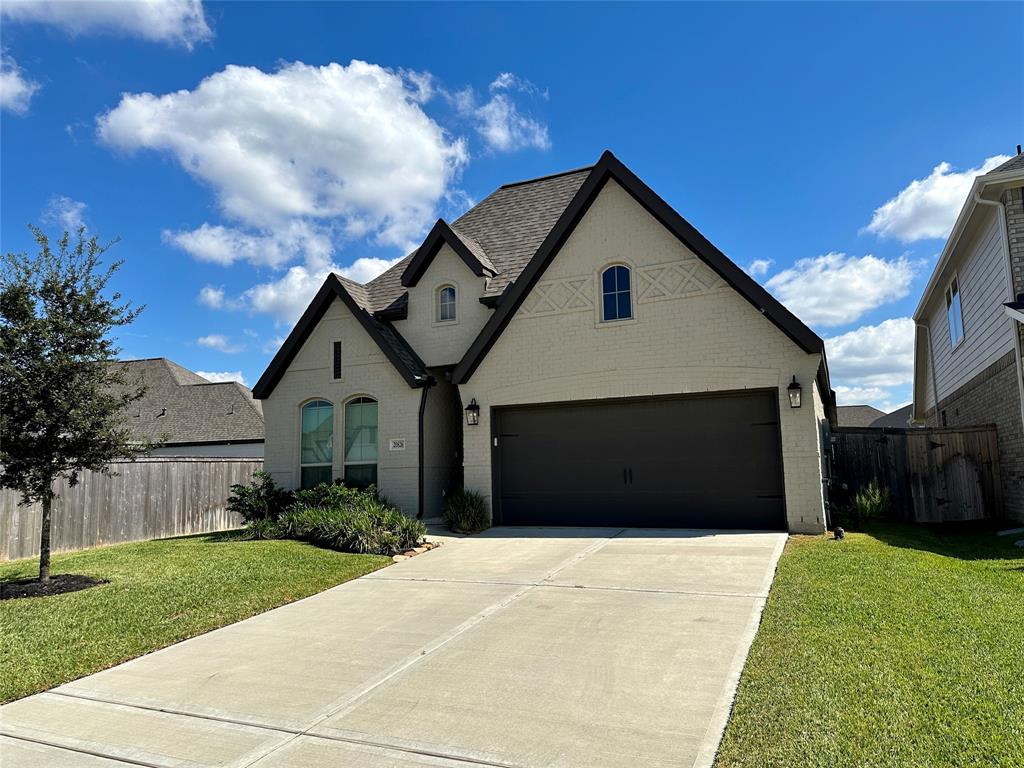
xmin=866 ymin=155 xmax=1011 ymax=242
xmin=2 ymin=0 xmax=212 ymax=49
xmin=43 ymin=195 xmax=87 ymax=231
xmin=0 ymin=52 xmax=40 ymax=114
xmin=196 ymin=333 xmax=242 ymax=353
xmin=98 ymin=60 xmax=468 ymax=250
xmin=164 ymin=221 xmax=332 ymax=269
xmin=745 ymin=258 xmax=773 ymax=278
xmin=765 ymin=252 xmax=916 ymax=327
xmin=451 ymin=73 xmax=550 ymax=153
xmin=195 ymin=370 xmax=246 ymax=385
xmin=826 ymin=317 xmax=915 ymax=409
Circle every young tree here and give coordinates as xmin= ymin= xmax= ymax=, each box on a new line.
xmin=0 ymin=227 xmax=146 ymax=581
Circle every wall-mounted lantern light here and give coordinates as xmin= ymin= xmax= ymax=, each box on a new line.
xmin=465 ymin=398 xmax=480 ymax=426
xmin=787 ymin=376 xmax=802 ymax=408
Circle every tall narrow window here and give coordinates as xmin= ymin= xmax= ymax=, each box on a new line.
xmin=300 ymin=400 xmax=333 ymax=489
xmin=601 ymin=265 xmax=632 ymax=322
xmin=332 ymin=341 xmax=342 ymax=380
xmin=344 ymin=397 xmax=378 ymax=489
xmin=437 ymin=285 xmax=457 ymax=322
xmin=946 ymin=276 xmax=964 ymax=348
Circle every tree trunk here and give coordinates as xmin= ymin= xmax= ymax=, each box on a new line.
xmin=39 ymin=492 xmax=53 ymax=582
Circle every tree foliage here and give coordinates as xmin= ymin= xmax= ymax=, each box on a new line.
xmin=0 ymin=227 xmax=147 ymax=579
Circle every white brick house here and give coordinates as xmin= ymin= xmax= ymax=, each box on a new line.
xmin=254 ymin=152 xmax=836 ymax=533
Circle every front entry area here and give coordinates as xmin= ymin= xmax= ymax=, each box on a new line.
xmin=493 ymin=390 xmax=786 ymax=529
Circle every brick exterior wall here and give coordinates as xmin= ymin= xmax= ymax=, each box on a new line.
xmin=459 ymin=180 xmax=829 ymax=534
xmin=925 ymin=349 xmax=1024 ymax=520
xmin=1004 ymin=186 xmax=1024 ymax=298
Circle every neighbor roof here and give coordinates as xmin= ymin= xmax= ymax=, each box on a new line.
xmin=870 ymin=403 xmax=913 ymax=429
xmin=836 ymin=405 xmax=886 ymax=428
xmin=117 ymin=358 xmax=264 ymax=446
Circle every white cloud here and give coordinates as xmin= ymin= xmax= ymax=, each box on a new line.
xmin=2 ymin=0 xmax=212 ymax=49
xmin=0 ymin=52 xmax=40 ymax=114
xmin=241 ymin=265 xmax=333 ymax=324
xmin=98 ymin=60 xmax=468 ymax=250
xmin=196 ymin=333 xmax=242 ymax=354
xmin=197 ymin=285 xmax=226 ymax=309
xmin=765 ymin=252 xmax=916 ymax=327
xmin=866 ymin=155 xmax=1011 ymax=242
xmin=745 ymin=258 xmax=773 ymax=278
xmin=826 ymin=317 xmax=915 ymax=409
xmin=195 ymin=370 xmax=246 ymax=385
xmin=43 ymin=195 xmax=87 ymax=231
xmin=450 ymin=73 xmax=550 ymax=153
xmin=163 ymin=221 xmax=332 ymax=269
xmin=336 ymin=255 xmax=404 ymax=285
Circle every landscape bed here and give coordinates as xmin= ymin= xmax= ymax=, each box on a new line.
xmin=715 ymin=521 xmax=1024 ymax=767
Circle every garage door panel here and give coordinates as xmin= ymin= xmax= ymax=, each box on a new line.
xmin=495 ymin=392 xmax=785 ymax=530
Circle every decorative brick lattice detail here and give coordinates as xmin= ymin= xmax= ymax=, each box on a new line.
xmin=520 ymin=277 xmax=594 ymax=316
xmin=635 ymin=259 xmax=723 ymax=304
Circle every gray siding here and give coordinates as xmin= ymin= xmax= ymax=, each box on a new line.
xmin=926 ymin=206 xmax=1013 ymax=406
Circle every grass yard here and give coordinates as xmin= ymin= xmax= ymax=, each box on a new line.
xmin=0 ymin=532 xmax=388 ymax=703
xmin=715 ymin=521 xmax=1024 ymax=768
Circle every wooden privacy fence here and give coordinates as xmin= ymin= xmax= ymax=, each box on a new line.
xmin=830 ymin=425 xmax=1001 ymax=523
xmin=0 ymin=457 xmax=261 ymax=561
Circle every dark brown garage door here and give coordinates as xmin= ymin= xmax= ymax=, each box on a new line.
xmin=493 ymin=391 xmax=785 ymax=529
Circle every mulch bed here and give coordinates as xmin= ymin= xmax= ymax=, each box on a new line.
xmin=1 ymin=574 xmax=108 ymax=600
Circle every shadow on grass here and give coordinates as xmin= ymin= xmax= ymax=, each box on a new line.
xmin=863 ymin=519 xmax=1024 ymax=562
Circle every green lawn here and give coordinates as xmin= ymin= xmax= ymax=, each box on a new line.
xmin=0 ymin=532 xmax=388 ymax=703
xmin=715 ymin=521 xmax=1024 ymax=767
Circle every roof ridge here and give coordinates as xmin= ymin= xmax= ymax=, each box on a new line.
xmin=499 ymin=164 xmax=595 ymax=190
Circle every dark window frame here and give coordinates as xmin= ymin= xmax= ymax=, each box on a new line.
xmin=601 ymin=264 xmax=633 ymax=322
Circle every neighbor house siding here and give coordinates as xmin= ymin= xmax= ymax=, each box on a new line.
xmin=392 ymin=245 xmax=493 ymax=367
xmin=925 ymin=206 xmax=1014 ymax=406
xmin=458 ymin=179 xmax=827 ymax=533
xmin=261 ymin=299 xmax=422 ymax=514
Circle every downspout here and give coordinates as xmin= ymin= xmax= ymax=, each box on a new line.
xmin=914 ymin=322 xmax=939 ymax=424
xmin=416 ymin=381 xmax=432 ymax=519
xmin=975 ymin=193 xmax=1024 ymax=433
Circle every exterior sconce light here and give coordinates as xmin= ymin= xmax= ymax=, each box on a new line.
xmin=787 ymin=376 xmax=802 ymax=408
xmin=465 ymin=398 xmax=481 ymax=426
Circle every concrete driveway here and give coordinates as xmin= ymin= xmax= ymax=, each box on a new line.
xmin=0 ymin=527 xmax=786 ymax=768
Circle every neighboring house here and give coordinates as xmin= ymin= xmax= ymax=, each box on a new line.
xmin=837 ymin=403 xmax=913 ymax=428
xmin=120 ymin=358 xmax=265 ymax=457
xmin=254 ymin=151 xmax=836 ymax=533
xmin=912 ymin=148 xmax=1024 ymax=520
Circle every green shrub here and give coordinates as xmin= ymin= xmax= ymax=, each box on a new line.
xmin=443 ymin=487 xmax=490 ymax=533
xmin=837 ymin=480 xmax=891 ymax=530
xmin=275 ymin=483 xmax=426 ymax=555
xmin=227 ymin=471 xmax=293 ymax=524
xmin=242 ymin=518 xmax=280 ymax=540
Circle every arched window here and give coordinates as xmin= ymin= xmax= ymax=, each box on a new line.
xmin=437 ymin=285 xmax=457 ymax=322
xmin=601 ymin=265 xmax=632 ymax=322
xmin=344 ymin=397 xmax=379 ymax=489
xmin=300 ymin=400 xmax=333 ymax=488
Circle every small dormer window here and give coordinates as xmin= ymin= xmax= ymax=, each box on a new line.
xmin=437 ymin=285 xmax=457 ymax=322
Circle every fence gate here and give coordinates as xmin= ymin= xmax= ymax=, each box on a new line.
xmin=830 ymin=425 xmax=1001 ymax=523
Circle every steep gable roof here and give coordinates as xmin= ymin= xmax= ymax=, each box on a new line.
xmin=251 ymin=274 xmax=429 ymax=398
xmin=837 ymin=405 xmax=886 ymax=428
xmin=401 ymin=219 xmax=496 ymax=287
xmin=116 ymin=359 xmax=264 ymax=445
xmin=451 ymin=150 xmax=827 ymax=385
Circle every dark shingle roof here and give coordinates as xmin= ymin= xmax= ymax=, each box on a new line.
xmin=870 ymin=403 xmax=913 ymax=428
xmin=117 ymin=359 xmax=264 ymax=445
xmin=348 ymin=167 xmax=593 ymax=312
xmin=836 ymin=405 xmax=887 ymax=428
xmin=987 ymin=151 xmax=1024 ymax=175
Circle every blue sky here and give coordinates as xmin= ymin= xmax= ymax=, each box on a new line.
xmin=2 ymin=1 xmax=1021 ymax=410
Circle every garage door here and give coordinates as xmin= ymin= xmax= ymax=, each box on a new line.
xmin=493 ymin=391 xmax=785 ymax=529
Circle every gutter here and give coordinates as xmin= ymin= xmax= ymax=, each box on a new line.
xmin=912 ymin=322 xmax=939 ymax=424
xmin=974 ymin=192 xmax=1024 ymax=433
xmin=416 ymin=380 xmax=432 ymax=519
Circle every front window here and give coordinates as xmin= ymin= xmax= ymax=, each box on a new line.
xmin=601 ymin=265 xmax=632 ymax=322
xmin=946 ymin=277 xmax=964 ymax=348
xmin=437 ymin=285 xmax=457 ymax=322
xmin=344 ymin=397 xmax=378 ymax=489
xmin=300 ymin=400 xmax=333 ymax=488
